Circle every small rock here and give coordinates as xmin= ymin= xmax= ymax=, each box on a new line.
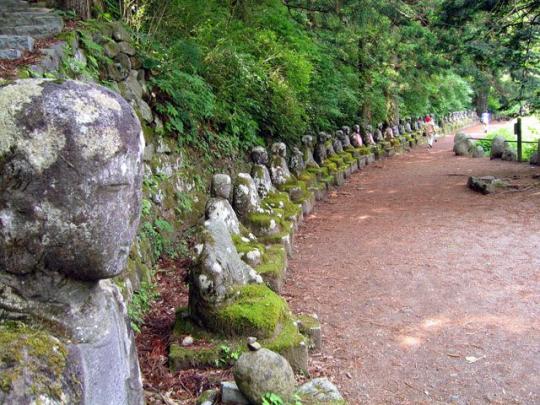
xmin=296 ymin=378 xmax=344 ymax=402
xmin=248 ymin=341 xmax=261 ymax=351
xmin=110 ymin=21 xmax=131 ymax=42
xmin=247 ymin=337 xmax=257 ymax=344
xmin=221 ymin=381 xmax=249 ymax=405
xmin=467 ymin=176 xmax=507 ymax=195
xmin=118 ymin=41 xmax=136 ymax=55
xmin=104 ymin=41 xmax=120 ymax=58
xmin=233 ymin=348 xmax=295 ymax=404
xmin=196 ymin=388 xmax=218 ymax=405
xmin=182 ymin=336 xmax=194 ymax=347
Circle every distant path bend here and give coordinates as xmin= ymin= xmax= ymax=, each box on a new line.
xmin=284 ymin=125 xmax=540 ymax=404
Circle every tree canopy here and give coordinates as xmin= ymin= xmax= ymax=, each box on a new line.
xmin=83 ymin=0 xmax=538 ymax=154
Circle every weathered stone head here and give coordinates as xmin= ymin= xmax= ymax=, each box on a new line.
xmin=333 ymin=130 xmax=344 ymax=153
xmin=353 ymin=124 xmax=360 ymax=134
xmin=0 ymin=79 xmax=144 ymax=281
xmin=302 ymin=135 xmax=314 ymax=147
xmin=289 ymin=146 xmax=305 ymax=177
xmin=342 ymin=126 xmax=351 ymax=136
xmin=211 ymin=173 xmax=233 ymax=201
xmin=270 ymin=143 xmax=292 ymax=185
xmin=250 ymin=146 xmax=269 ymax=166
xmin=206 ymin=174 xmax=240 ymax=235
xmin=337 ymin=129 xmax=351 ymax=148
xmin=271 ymin=142 xmax=287 ymax=158
xmin=0 ymin=79 xmax=144 ymax=404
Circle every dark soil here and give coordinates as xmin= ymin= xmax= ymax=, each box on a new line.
xmin=284 ymin=124 xmax=540 ymax=404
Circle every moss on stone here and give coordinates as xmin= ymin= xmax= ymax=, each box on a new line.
xmin=297 ymin=171 xmax=317 ymax=186
xmin=262 ymin=318 xmax=303 ymax=354
xmin=232 ymin=234 xmax=266 ymax=256
xmin=168 ymin=344 xmax=223 ymax=371
xmin=213 ymin=285 xmax=288 ymax=338
xmin=245 ymin=212 xmax=280 ymax=234
xmin=0 ymin=321 xmax=69 ymax=399
xmin=262 ymin=192 xmax=302 ymax=221
xmin=327 ymin=155 xmax=346 ymax=169
xmin=256 ymin=245 xmax=287 ymax=292
xmin=338 ymin=151 xmax=356 ymax=165
xmin=322 ymin=160 xmax=338 ymax=173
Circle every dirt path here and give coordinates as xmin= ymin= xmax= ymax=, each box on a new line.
xmin=284 ymin=125 xmax=540 ymax=404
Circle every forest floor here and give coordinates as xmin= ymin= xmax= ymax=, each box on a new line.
xmin=284 ymin=123 xmax=540 ymax=404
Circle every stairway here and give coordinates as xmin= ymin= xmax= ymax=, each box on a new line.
xmin=0 ymin=0 xmax=63 ymax=60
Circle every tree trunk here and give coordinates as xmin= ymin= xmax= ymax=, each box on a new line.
xmin=62 ymin=0 xmax=91 ymax=19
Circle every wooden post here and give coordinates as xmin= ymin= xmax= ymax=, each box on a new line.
xmin=515 ymin=117 xmax=522 ymax=162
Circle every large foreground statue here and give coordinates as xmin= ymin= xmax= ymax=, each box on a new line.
xmin=0 ymin=79 xmax=144 ymax=404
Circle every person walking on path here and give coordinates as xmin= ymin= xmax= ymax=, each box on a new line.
xmin=424 ymin=115 xmax=435 ymax=149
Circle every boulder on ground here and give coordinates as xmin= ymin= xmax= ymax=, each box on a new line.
xmin=233 ymin=348 xmax=296 ymax=404
xmin=472 ymin=145 xmax=485 ymax=158
xmin=453 ymin=133 xmax=475 ymax=156
xmin=490 ymin=135 xmax=507 ymax=159
xmin=467 ymin=176 xmax=507 ymax=195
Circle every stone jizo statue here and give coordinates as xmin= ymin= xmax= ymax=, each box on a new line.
xmin=0 ymin=79 xmax=144 ymax=404
xmin=338 ymin=128 xmax=351 ymax=148
xmin=289 ymin=146 xmax=306 ymax=177
xmin=270 ymin=142 xmax=292 ymax=186
xmin=351 ymin=124 xmax=363 ymax=147
xmin=302 ymin=135 xmax=319 ymax=168
xmin=206 ymin=174 xmax=241 ymax=235
xmin=333 ymin=130 xmax=344 ymax=154
xmin=250 ymin=146 xmax=275 ymax=198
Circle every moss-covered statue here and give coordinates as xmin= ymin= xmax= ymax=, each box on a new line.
xmin=250 ymin=146 xmax=275 ymax=199
xmin=0 ymin=79 xmax=144 ymax=404
xmin=340 ymin=126 xmax=352 ymax=148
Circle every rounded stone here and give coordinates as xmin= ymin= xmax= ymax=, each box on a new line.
xmin=0 ymin=79 xmax=144 ymax=281
xmin=211 ymin=174 xmax=232 ymax=200
xmin=251 ymin=146 xmax=269 ymax=165
xmin=271 ymin=142 xmax=287 ymax=158
xmin=233 ymin=348 xmax=296 ymax=404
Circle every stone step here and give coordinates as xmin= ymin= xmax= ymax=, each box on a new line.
xmin=0 ymin=14 xmax=60 ymax=25
xmin=0 ymin=48 xmax=22 ymax=60
xmin=0 ymin=21 xmax=63 ymax=38
xmin=0 ymin=34 xmax=34 ymax=51
xmin=0 ymin=9 xmax=52 ymax=17
xmin=0 ymin=0 xmax=29 ymax=5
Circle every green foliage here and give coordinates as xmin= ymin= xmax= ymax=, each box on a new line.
xmin=128 ymin=281 xmax=159 ymax=333
xmin=216 ymin=344 xmax=242 ymax=367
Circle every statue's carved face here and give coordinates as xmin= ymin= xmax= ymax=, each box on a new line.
xmin=250 ymin=147 xmax=268 ymax=165
xmin=0 ymin=79 xmax=144 ymax=281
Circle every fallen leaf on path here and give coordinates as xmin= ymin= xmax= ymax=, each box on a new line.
xmin=465 ymin=356 xmax=484 ymax=363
